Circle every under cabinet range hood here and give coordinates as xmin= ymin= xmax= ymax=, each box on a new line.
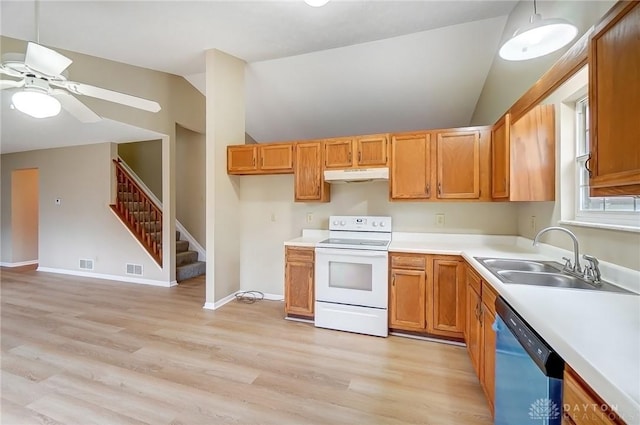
xmin=323 ymin=168 xmax=389 ymax=183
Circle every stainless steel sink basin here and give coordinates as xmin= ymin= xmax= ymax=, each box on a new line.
xmin=480 ymin=258 xmax=561 ymax=273
xmin=474 ymin=257 xmax=634 ymax=294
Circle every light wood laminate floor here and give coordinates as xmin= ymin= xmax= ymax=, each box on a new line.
xmin=1 ymin=267 xmax=492 ymax=425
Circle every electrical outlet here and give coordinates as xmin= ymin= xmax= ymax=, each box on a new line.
xmin=435 ymin=213 xmax=445 ymax=227
xmin=530 ymin=215 xmax=536 ymax=231
xmin=306 ymin=212 xmax=313 ymax=224
xmin=55 ymin=198 xmax=62 ymax=205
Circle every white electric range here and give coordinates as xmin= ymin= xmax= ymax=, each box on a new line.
xmin=314 ymin=215 xmax=392 ymax=337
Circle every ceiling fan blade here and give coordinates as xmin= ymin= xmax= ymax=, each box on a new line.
xmin=51 ymin=90 xmax=101 ymax=123
xmin=0 ymin=79 xmax=24 ymax=90
xmin=25 ymin=42 xmax=72 ymax=77
xmin=63 ymin=81 xmax=161 ymax=113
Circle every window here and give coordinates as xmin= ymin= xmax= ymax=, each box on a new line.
xmin=575 ymin=98 xmax=640 ymax=226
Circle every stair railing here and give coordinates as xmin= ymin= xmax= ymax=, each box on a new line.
xmin=111 ymin=158 xmax=163 ymax=266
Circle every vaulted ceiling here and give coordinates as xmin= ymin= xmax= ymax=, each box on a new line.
xmin=1 ymin=0 xmax=518 ymax=152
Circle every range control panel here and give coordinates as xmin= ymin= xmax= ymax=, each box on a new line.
xmin=328 ymin=216 xmax=392 ymax=232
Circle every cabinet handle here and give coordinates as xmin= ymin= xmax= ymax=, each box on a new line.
xmin=358 ymin=151 xmax=362 ymax=163
xmin=261 ymin=157 xmax=264 ymax=167
xmin=437 ymin=182 xmax=442 ymax=196
xmin=348 ymin=151 xmax=352 ymax=163
xmin=253 ymin=157 xmax=256 ymax=166
xmin=392 ymin=274 xmax=395 ymax=286
xmin=425 ymin=183 xmax=430 ymax=197
xmin=585 ymin=154 xmax=593 ymax=178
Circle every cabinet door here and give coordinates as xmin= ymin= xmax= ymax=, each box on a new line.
xmin=259 ymin=143 xmax=294 ymax=173
xmin=389 ymin=269 xmax=426 ymax=331
xmin=589 ymin=1 xmax=640 ymax=196
xmin=491 ymin=114 xmax=510 ymax=199
xmin=227 ymin=145 xmax=257 ymax=174
xmin=465 ymin=281 xmax=482 ymax=379
xmin=356 ymin=134 xmax=388 ymax=167
xmin=285 ymin=248 xmax=314 ymax=318
xmin=390 ymin=133 xmax=431 ymax=200
xmin=510 ymin=104 xmax=555 ymax=201
xmin=428 ymin=258 xmax=466 ymax=338
xmin=294 ymin=141 xmax=330 ymax=202
xmin=481 ymin=306 xmax=496 ymax=416
xmin=436 ymin=131 xmax=480 ymax=199
xmin=324 ymin=138 xmax=353 ymax=169
xmin=563 ymin=366 xmax=623 ymax=425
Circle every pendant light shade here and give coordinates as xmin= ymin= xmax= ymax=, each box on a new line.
xmin=304 ymin=0 xmax=330 ymax=7
xmin=499 ymin=3 xmax=578 ymax=61
xmin=12 ymin=90 xmax=61 ymax=118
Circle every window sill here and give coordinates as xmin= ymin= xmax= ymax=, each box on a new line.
xmin=559 ymin=219 xmax=640 ymax=234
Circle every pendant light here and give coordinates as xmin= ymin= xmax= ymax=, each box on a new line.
xmin=499 ymin=0 xmax=578 ymax=61
xmin=304 ymin=0 xmax=330 ymax=7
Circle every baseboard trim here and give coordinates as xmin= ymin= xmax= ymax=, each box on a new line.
xmin=36 ymin=267 xmax=173 ymax=287
xmin=0 ymin=260 xmax=39 ymax=267
xmin=202 ymin=291 xmax=282 ymax=311
xmin=389 ymin=331 xmax=467 ymax=347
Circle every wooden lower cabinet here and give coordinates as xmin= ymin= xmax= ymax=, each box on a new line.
xmin=389 ymin=253 xmax=465 ymax=339
xmin=465 ymin=265 xmax=497 ymax=416
xmin=428 ymin=257 xmax=466 ymax=338
xmin=563 ymin=366 xmax=626 ymax=425
xmin=284 ymin=247 xmax=315 ymax=318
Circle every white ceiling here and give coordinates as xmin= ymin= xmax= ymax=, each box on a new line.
xmin=0 ymin=0 xmax=518 ymax=151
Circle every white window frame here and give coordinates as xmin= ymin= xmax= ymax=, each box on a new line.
xmin=573 ymin=97 xmax=640 ymax=228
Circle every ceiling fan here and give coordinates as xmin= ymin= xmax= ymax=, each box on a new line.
xmin=0 ymin=42 xmax=161 ymax=122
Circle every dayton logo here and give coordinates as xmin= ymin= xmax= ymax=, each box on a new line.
xmin=529 ymin=398 xmax=561 ymax=420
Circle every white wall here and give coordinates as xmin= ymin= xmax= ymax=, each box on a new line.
xmin=1 ymin=143 xmax=166 ymax=280
xmin=118 ymin=140 xmax=163 ymax=201
xmin=205 ymin=49 xmax=246 ymax=305
xmin=176 ymin=125 xmax=206 ymax=247
xmin=239 ymin=176 xmax=519 ymax=296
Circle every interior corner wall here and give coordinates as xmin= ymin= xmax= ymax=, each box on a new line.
xmin=1 ymin=143 xmax=165 ymax=280
xmin=9 ymin=168 xmax=39 ymax=263
xmin=176 ymin=125 xmax=206 ymax=248
xmin=117 ymin=140 xmax=163 ymax=201
xmin=470 ymin=0 xmax=616 ymax=126
xmin=205 ymin=49 xmax=245 ymax=305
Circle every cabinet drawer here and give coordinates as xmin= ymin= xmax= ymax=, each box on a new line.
xmin=466 ymin=267 xmax=482 ymax=295
xmin=286 ymin=247 xmax=314 ymax=262
xmin=481 ymin=282 xmax=498 ymax=316
xmin=390 ymin=254 xmax=426 ymax=270
xmin=563 ymin=367 xmax=623 ymax=425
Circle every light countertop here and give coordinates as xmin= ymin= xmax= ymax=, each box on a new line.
xmin=284 ymin=231 xmax=640 ymax=422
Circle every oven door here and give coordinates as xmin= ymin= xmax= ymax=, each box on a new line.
xmin=315 ymin=247 xmax=388 ymax=309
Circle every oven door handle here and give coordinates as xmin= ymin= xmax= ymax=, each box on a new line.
xmin=315 ymin=248 xmax=388 ymax=258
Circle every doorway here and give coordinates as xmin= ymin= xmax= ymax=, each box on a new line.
xmin=11 ymin=168 xmax=39 ymax=266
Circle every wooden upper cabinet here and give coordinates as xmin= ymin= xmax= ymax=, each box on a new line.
xmin=324 ymin=138 xmax=353 ymax=169
xmin=259 ymin=143 xmax=294 ymax=173
xmin=509 ymin=104 xmax=556 ymax=201
xmin=355 ymin=134 xmax=388 ymax=167
xmin=491 ymin=113 xmax=510 ymax=199
xmin=436 ymin=131 xmax=481 ymax=199
xmin=227 ymin=143 xmax=293 ymax=175
xmin=294 ymin=141 xmax=330 ymax=202
xmin=390 ymin=132 xmax=432 ymax=200
xmin=589 ymin=1 xmax=640 ymax=196
xmin=325 ymin=134 xmax=389 ymax=169
xmin=428 ymin=257 xmax=466 ymax=339
xmin=227 ymin=145 xmax=257 ymax=174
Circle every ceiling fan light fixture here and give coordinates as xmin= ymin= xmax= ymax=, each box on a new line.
xmin=304 ymin=0 xmax=330 ymax=7
xmin=499 ymin=11 xmax=578 ymax=61
xmin=12 ymin=90 xmax=61 ymax=118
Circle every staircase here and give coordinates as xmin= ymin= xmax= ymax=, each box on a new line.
xmin=176 ymin=230 xmax=205 ymax=281
xmin=111 ymin=158 xmax=205 ymax=282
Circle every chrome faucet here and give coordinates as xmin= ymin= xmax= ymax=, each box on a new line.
xmin=533 ymin=226 xmax=582 ymax=275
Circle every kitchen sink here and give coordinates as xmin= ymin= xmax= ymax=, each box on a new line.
xmin=479 ymin=258 xmax=561 ymax=273
xmin=475 ymin=257 xmax=634 ymax=294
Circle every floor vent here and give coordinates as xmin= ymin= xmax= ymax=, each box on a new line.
xmin=126 ymin=263 xmax=143 ymax=276
xmin=79 ymin=259 xmax=94 ymax=270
